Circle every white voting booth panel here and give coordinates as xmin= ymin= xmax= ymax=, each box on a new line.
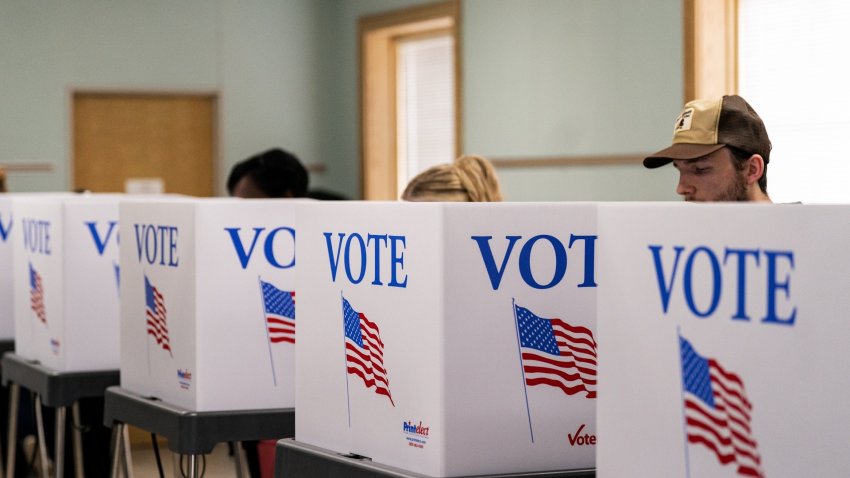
xmin=296 ymin=202 xmax=598 ymax=477
xmin=119 ymin=198 xmax=297 ymax=411
xmin=0 ymin=195 xmax=16 ymax=340
xmin=11 ymin=194 xmax=121 ymax=371
xmin=596 ymin=204 xmax=850 ymax=478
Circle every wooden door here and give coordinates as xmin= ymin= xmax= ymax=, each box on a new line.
xmin=73 ymin=93 xmax=216 ymax=196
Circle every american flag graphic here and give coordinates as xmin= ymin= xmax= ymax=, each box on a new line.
xmin=145 ymin=275 xmax=172 ymax=356
xmin=260 ymin=280 xmax=295 ymax=344
xmin=514 ymin=304 xmax=597 ymax=399
xmin=680 ymin=335 xmax=763 ymax=477
xmin=29 ymin=263 xmax=46 ymax=324
xmin=343 ymin=297 xmax=394 ymax=406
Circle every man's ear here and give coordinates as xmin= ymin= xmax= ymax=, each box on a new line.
xmin=746 ymin=154 xmax=765 ymax=186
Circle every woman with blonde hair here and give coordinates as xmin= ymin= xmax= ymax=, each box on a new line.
xmin=401 ymin=154 xmax=503 ymax=202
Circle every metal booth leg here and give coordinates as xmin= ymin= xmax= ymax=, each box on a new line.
xmin=5 ymin=382 xmax=19 ymax=478
xmin=233 ymin=441 xmax=247 ymax=478
xmin=71 ymin=402 xmax=84 ymax=478
xmin=187 ymin=454 xmax=199 ymax=478
xmin=120 ymin=424 xmax=133 ymax=477
xmin=34 ymin=395 xmax=49 ymax=478
xmin=109 ymin=423 xmax=124 ymax=478
xmin=55 ymin=406 xmax=66 ymax=478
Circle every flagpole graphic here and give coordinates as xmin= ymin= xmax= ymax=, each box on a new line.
xmin=259 ymin=276 xmax=279 ymax=387
xmin=677 ymin=326 xmax=692 ymax=478
xmin=512 ymin=298 xmax=535 ymax=443
xmin=341 ymin=291 xmax=352 ymax=428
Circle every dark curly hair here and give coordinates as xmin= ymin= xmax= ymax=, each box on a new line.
xmin=226 ymin=148 xmax=308 ymax=198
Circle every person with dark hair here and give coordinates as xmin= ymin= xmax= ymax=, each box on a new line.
xmin=227 ymin=148 xmax=309 ymax=198
xmin=0 ymin=166 xmax=7 ymax=192
xmin=643 ymin=95 xmax=772 ymax=202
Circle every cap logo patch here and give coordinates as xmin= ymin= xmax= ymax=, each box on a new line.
xmin=674 ymin=108 xmax=694 ymax=133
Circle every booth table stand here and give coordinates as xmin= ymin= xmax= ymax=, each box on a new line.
xmin=275 ymin=438 xmax=596 ymax=478
xmin=1 ymin=352 xmax=119 ymax=478
xmin=103 ymin=386 xmax=295 ymax=478
xmin=0 ymin=341 xmax=14 ymax=477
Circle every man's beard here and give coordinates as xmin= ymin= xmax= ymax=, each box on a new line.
xmin=719 ymin=169 xmax=749 ymax=202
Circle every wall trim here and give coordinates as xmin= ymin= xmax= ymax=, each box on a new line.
xmin=490 ymin=154 xmax=648 ymax=169
xmin=0 ymin=163 xmax=55 ymax=173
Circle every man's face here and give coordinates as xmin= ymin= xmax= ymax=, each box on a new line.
xmin=673 ymin=148 xmax=747 ymax=202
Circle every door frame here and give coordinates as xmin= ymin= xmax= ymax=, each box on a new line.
xmin=359 ymin=0 xmax=462 ymax=200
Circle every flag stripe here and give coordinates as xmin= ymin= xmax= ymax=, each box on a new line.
xmin=145 ymin=276 xmax=172 ymax=355
xmin=261 ymin=280 xmax=296 ymax=345
xmin=29 ymin=264 xmax=47 ymax=324
xmin=680 ymin=336 xmax=763 ymax=477
xmin=343 ymin=298 xmax=394 ymax=406
xmin=515 ymin=304 xmax=597 ymax=399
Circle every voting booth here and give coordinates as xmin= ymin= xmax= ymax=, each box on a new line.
xmin=295 ymin=202 xmax=598 ymax=477
xmin=596 ymin=203 xmax=850 ymax=478
xmin=0 ymin=195 xmax=15 ymax=340
xmin=10 ymin=194 xmax=121 ymax=371
xmin=119 ymin=198 xmax=297 ymax=411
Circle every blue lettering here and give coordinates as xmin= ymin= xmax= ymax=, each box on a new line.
xmin=762 ymin=250 xmax=796 ymax=326
xmin=344 ymin=233 xmax=367 ymax=284
xmin=683 ymin=246 xmax=721 ymax=318
xmin=569 ymin=234 xmax=598 ymax=288
xmin=388 ymin=235 xmax=407 ymax=288
xmin=21 ymin=219 xmax=51 ymax=255
xmin=324 ymin=232 xmax=345 ymax=282
xmin=85 ymin=221 xmax=118 ymax=256
xmin=471 ymin=236 xmax=521 ymax=290
xmin=649 ymin=245 xmax=684 ymax=314
xmin=168 ymin=226 xmax=179 ymax=267
xmin=651 ymin=244 xmax=796 ymax=326
xmin=225 ymin=227 xmax=264 ymax=269
xmin=0 ymin=213 xmax=11 ymax=242
xmin=145 ymin=225 xmax=158 ymax=264
xmin=264 ymin=227 xmax=295 ymax=269
xmin=724 ymin=248 xmax=760 ymax=321
xmin=133 ymin=223 xmax=179 ymax=267
xmin=518 ymin=235 xmax=567 ymax=290
xmin=367 ymin=234 xmax=388 ymax=286
xmin=134 ymin=224 xmax=145 ymax=263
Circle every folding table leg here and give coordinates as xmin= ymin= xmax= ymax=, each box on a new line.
xmin=120 ymin=424 xmax=133 ymax=477
xmin=109 ymin=423 xmax=124 ymax=478
xmin=5 ymin=382 xmax=19 ymax=478
xmin=55 ymin=406 xmax=66 ymax=478
xmin=233 ymin=441 xmax=246 ymax=478
xmin=72 ymin=402 xmax=84 ymax=478
xmin=34 ymin=395 xmax=49 ymax=478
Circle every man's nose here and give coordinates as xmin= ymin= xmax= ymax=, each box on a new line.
xmin=676 ymin=174 xmax=693 ymax=197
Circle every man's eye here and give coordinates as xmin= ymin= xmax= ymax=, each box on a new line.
xmin=694 ymin=167 xmax=710 ymax=175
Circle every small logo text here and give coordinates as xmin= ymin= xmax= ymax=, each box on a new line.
xmin=568 ymin=424 xmax=596 ymax=446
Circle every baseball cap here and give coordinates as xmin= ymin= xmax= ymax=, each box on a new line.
xmin=643 ymin=95 xmax=772 ymax=168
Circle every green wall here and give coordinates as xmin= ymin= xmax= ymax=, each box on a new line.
xmin=0 ymin=0 xmax=683 ymax=200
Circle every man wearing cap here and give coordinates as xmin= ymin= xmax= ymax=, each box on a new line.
xmin=644 ymin=95 xmax=772 ymax=203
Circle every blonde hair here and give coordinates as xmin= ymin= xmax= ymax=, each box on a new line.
xmin=401 ymin=155 xmax=503 ymax=202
